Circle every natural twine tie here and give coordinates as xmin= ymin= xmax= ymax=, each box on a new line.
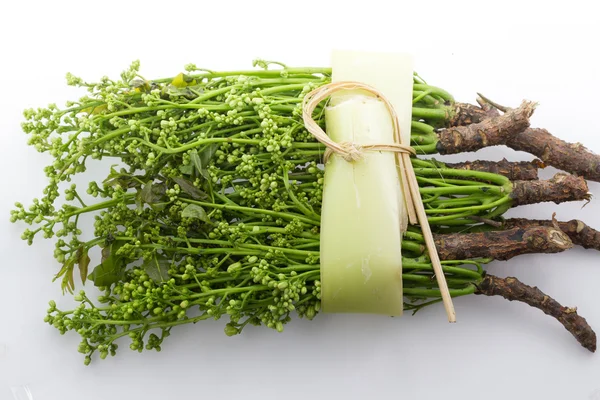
xmin=302 ymin=81 xmax=456 ymax=323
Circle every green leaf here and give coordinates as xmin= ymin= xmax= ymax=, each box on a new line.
xmin=53 ymin=258 xmax=76 ymax=294
xmin=67 ymin=267 xmax=75 ymax=293
xmin=130 ymin=78 xmax=149 ymax=91
xmin=76 ymin=246 xmax=91 ymax=285
xmin=88 ymin=241 xmax=126 ymax=287
xmin=179 ymin=164 xmax=194 ymax=175
xmin=103 ymin=165 xmax=142 ymax=189
xmin=52 ymin=260 xmax=70 ymax=283
xmin=143 ymin=255 xmax=171 ymax=283
xmin=138 ymin=181 xmax=169 ymax=211
xmin=88 ymin=256 xmax=125 ymax=287
xmin=172 ymin=176 xmax=207 ymax=200
xmin=190 ymin=145 xmax=218 ymax=180
xmin=101 ymin=242 xmax=112 ymax=262
xmin=181 ymin=204 xmax=210 ymax=223
xmin=104 ymin=239 xmax=126 ymax=261
xmin=135 ymin=189 xmax=144 ymax=214
xmin=199 ymin=144 xmax=218 ymax=169
xmin=170 ymin=73 xmax=197 ymax=88
xmin=140 ymin=181 xmax=167 ymax=204
xmin=189 ymin=150 xmax=205 ymax=179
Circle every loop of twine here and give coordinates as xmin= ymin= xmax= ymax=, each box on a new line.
xmin=302 ymin=81 xmax=456 ymax=322
xmin=301 ymin=81 xmax=417 ymax=164
xmin=302 ymin=81 xmax=418 ymax=225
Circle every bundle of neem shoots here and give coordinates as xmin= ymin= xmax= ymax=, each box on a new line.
xmin=12 ymin=50 xmax=600 ymax=365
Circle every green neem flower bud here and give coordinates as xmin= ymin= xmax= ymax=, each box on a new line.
xmin=227 ymin=262 xmax=242 ymax=273
xmin=224 ymin=324 xmax=239 ymax=337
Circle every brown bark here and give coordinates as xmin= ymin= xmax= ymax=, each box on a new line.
xmin=509 ymin=173 xmax=589 ymax=206
xmin=508 ymin=128 xmax=600 ymax=182
xmin=434 ymin=226 xmax=572 ymax=261
xmin=448 ymin=102 xmax=499 ymax=127
xmin=503 ymin=218 xmax=600 ymax=251
xmin=475 ymin=274 xmax=597 ymax=352
xmin=451 ymin=97 xmax=600 ymax=182
xmin=445 ymin=158 xmax=541 ymax=181
xmin=436 ymin=101 xmax=536 ymax=154
xmin=446 ymin=96 xmax=503 ymax=125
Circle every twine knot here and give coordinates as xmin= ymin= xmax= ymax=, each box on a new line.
xmin=330 ymin=142 xmax=362 ymax=163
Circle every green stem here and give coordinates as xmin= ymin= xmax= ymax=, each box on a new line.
xmin=238 ymin=243 xmax=318 ymax=257
xmin=151 ymin=68 xmax=333 ymax=83
xmin=402 ymin=241 xmax=424 ymax=254
xmin=240 ymin=225 xmax=319 ymax=239
xmin=419 ymin=186 xmax=504 ymax=196
xmin=63 ymin=194 xmax=135 ymax=218
xmin=412 ymin=84 xmax=454 ymax=102
xmin=412 ymin=165 xmax=511 ymax=186
xmin=412 ymin=107 xmax=448 ymax=121
xmin=404 ymin=284 xmax=476 ymax=298
xmin=403 ymin=274 xmax=475 ymax=286
xmin=172 ymin=285 xmax=269 ymax=301
xmin=401 ymin=263 xmax=482 ymax=280
xmin=180 ymin=198 xmax=321 ymax=226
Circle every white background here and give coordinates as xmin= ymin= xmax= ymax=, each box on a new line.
xmin=1 ymin=1 xmax=599 ymax=399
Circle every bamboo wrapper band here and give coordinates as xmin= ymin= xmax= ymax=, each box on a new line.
xmin=302 ymin=81 xmax=456 ymax=322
